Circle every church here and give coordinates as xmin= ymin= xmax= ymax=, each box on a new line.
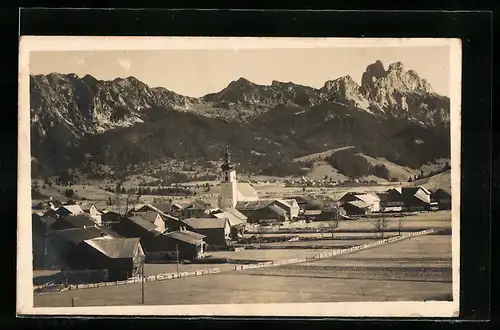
xmin=217 ymin=149 xmax=300 ymax=223
xmin=217 ymin=148 xmax=259 ymax=209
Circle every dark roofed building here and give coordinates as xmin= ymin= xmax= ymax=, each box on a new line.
xmin=181 ymin=199 xmax=216 ymax=218
xmin=383 ymin=186 xmax=432 ymax=212
xmin=235 ymin=200 xmax=289 ymax=223
xmin=431 ymin=188 xmax=452 ymax=210
xmin=181 ymin=217 xmax=231 ymax=247
xmin=343 ymin=200 xmax=370 ymax=216
xmin=56 ymin=236 xmax=145 ymax=281
xmin=50 ymin=213 xmax=98 ymax=230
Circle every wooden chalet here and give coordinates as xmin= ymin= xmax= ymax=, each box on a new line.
xmin=181 ymin=217 xmax=231 ymax=248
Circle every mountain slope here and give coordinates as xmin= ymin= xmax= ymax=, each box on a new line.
xmin=29 ymin=60 xmax=452 ymax=179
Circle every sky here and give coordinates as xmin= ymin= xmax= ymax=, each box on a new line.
xmin=30 ymin=46 xmax=451 ymax=97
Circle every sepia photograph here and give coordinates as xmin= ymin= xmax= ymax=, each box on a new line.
xmin=17 ymin=37 xmax=461 ymax=317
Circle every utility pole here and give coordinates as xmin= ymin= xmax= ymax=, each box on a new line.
xmin=141 ymin=259 xmax=145 ymax=304
xmin=44 ymin=222 xmax=48 ymax=269
xmin=176 ymin=244 xmax=180 ymax=277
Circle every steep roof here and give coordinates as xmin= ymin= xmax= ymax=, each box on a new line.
xmin=237 ymin=182 xmax=259 ymax=200
xmin=213 ymin=211 xmax=245 ymax=227
xmin=268 ymin=204 xmax=288 ymax=216
xmin=85 ymin=237 xmax=141 ymax=259
xmin=346 ymin=200 xmax=370 ymax=209
xmin=59 ymin=204 xmax=84 ymax=215
xmin=182 ymin=217 xmax=228 ymax=230
xmin=52 ymin=225 xmax=119 ymax=245
xmin=184 ymin=199 xmax=213 ymax=210
xmin=80 ymin=204 xmax=99 ymax=213
xmin=222 ymin=208 xmax=248 ymax=221
xmin=102 ymin=206 xmax=128 ymax=214
xmin=132 ymin=212 xmax=160 ymax=224
xmin=432 ymin=188 xmax=452 ymax=198
xmin=165 ymin=230 xmax=206 ymax=245
xmin=54 ymin=213 xmax=97 ymax=229
xmin=236 ymin=200 xmax=274 ymax=211
xmin=286 ymin=196 xmax=308 ymax=204
xmin=354 ymin=193 xmax=381 ymax=205
xmin=127 ymin=215 xmax=159 ymax=232
xmin=150 ymin=202 xmax=173 ymax=213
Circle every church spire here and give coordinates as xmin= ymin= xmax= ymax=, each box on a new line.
xmin=224 ymin=146 xmax=231 ymax=163
xmin=221 ymin=147 xmax=234 ymax=172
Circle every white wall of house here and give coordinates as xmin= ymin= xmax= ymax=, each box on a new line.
xmin=154 ymin=214 xmax=166 ymax=233
xmin=415 ymin=188 xmax=432 ymax=204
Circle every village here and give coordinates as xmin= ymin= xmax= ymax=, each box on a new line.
xmin=32 ymin=149 xmax=453 ymax=306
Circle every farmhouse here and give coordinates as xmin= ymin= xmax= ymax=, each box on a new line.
xmin=101 ymin=206 xmax=128 ymax=225
xmin=128 ymin=212 xmax=167 ymax=233
xmin=45 ymin=204 xmax=84 ymax=218
xmin=180 ymin=199 xmax=217 ymax=218
xmin=211 ymin=208 xmax=247 ymax=239
xmin=181 ymin=217 xmax=231 ymax=248
xmin=286 ymin=196 xmax=309 ymax=210
xmin=81 ymin=204 xmax=102 ymax=225
xmin=235 ymin=200 xmax=289 ymax=223
xmin=383 ymin=187 xmax=432 ymax=212
xmin=342 ymin=200 xmax=370 ymax=216
xmin=50 ymin=213 xmax=98 ymax=230
xmin=51 ymin=227 xmax=144 ymax=281
xmin=340 ymin=192 xmax=381 ymax=212
xmin=48 ymin=225 xmax=126 ymax=277
xmin=147 ymin=229 xmax=207 ymax=261
xmin=431 ymin=188 xmax=452 ymax=210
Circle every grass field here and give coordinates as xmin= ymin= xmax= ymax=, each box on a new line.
xmin=34 ymin=234 xmax=453 ymax=307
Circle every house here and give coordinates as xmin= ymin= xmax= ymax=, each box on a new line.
xmin=286 ymin=196 xmax=309 ymax=210
xmin=302 ymin=208 xmax=347 ymax=221
xmin=211 ymin=208 xmax=247 ymax=239
xmin=110 ymin=214 xmax=160 ymax=238
xmin=180 ymin=199 xmax=216 ymax=218
xmin=181 ymin=217 xmax=231 ymax=247
xmin=236 ymin=200 xmax=289 ymax=223
xmin=50 ymin=213 xmax=98 ymax=230
xmin=431 ymin=188 xmax=452 ymax=210
xmin=45 ymin=204 xmax=84 ymax=218
xmin=81 ymin=204 xmax=102 ymax=225
xmin=146 ymin=229 xmax=207 ymax=261
xmin=342 ymin=200 xmax=370 ymax=216
xmin=51 ymin=227 xmax=144 ymax=281
xmin=129 ymin=212 xmax=167 ymax=233
xmin=340 ymin=192 xmax=381 ymax=212
xmin=101 ymin=206 xmax=128 ymax=225
xmin=47 ymin=225 xmax=121 ymax=271
xmin=274 ymin=199 xmax=301 ymax=219
xmin=383 ymin=187 xmax=432 ymax=212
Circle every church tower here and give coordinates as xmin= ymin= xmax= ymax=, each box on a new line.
xmin=218 ymin=148 xmax=238 ymax=209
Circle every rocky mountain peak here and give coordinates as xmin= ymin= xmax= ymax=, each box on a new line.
xmin=361 ymin=60 xmax=387 ymax=86
xmin=320 ymin=75 xmax=371 ymax=112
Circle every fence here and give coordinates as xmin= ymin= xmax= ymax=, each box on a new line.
xmin=61 ymin=267 xmax=221 ymax=292
xmin=45 ymin=229 xmax=436 ymax=292
xmin=233 ymin=228 xmax=436 ymax=272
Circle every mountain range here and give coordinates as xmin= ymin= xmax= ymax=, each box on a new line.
xmin=29 ymin=60 xmax=451 ymax=179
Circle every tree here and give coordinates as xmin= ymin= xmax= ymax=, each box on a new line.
xmin=397 ymin=217 xmax=405 ymax=236
xmin=64 ymin=189 xmax=75 ymax=198
xmin=373 ymin=216 xmax=389 ymax=239
xmin=326 ymin=212 xmax=340 ymax=239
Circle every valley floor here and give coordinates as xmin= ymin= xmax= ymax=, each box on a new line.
xmin=34 ymin=231 xmax=452 ymax=307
